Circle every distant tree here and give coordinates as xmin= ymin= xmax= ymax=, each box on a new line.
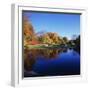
xmin=74 ymin=35 xmax=80 ymax=47
xmin=63 ymin=37 xmax=68 ymax=44
xmin=72 ymin=35 xmax=78 ymax=40
xmin=37 ymin=32 xmax=65 ymax=45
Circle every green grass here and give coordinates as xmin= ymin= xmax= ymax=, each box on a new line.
xmin=24 ymin=44 xmax=68 ymax=49
xmin=28 ymin=45 xmax=45 ymax=48
xmin=24 ymin=44 xmax=74 ymax=49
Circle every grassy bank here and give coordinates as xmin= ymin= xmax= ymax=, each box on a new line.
xmin=24 ymin=44 xmax=70 ymax=49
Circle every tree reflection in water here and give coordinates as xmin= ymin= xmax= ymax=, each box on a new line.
xmin=24 ymin=48 xmax=80 ymax=77
xmin=24 ymin=48 xmax=67 ymax=72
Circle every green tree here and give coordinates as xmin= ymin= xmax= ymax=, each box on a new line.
xmin=63 ymin=37 xmax=68 ymax=44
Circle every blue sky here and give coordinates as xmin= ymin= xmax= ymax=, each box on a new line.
xmin=23 ymin=11 xmax=80 ymax=39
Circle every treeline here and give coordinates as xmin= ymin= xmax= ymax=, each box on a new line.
xmin=23 ymin=16 xmax=80 ymax=48
xmin=37 ymin=32 xmax=68 ymax=45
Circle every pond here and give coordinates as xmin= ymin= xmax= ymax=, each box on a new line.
xmin=24 ymin=48 xmax=80 ymax=77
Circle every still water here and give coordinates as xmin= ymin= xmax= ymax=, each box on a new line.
xmin=24 ymin=48 xmax=80 ymax=77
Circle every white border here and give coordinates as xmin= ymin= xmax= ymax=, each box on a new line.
xmin=11 ymin=4 xmax=87 ymax=87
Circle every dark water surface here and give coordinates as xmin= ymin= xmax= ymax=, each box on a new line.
xmin=24 ymin=48 xmax=80 ymax=77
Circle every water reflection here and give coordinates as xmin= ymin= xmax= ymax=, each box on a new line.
xmin=24 ymin=48 xmax=80 ymax=77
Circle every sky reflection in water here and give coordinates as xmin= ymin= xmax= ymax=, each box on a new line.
xmin=24 ymin=48 xmax=80 ymax=77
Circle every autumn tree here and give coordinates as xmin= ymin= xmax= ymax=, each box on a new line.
xmin=38 ymin=32 xmax=64 ymax=45
xmin=23 ymin=16 xmax=38 ymax=46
